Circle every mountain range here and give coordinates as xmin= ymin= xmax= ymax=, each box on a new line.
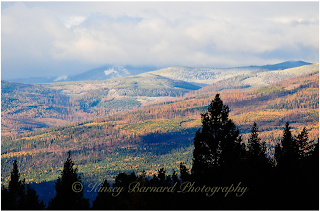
xmin=1 ymin=60 xmax=318 ymax=205
xmin=8 ymin=61 xmax=311 ymax=84
xmin=1 ymin=61 xmax=318 ymax=137
xmin=2 ymin=67 xmax=319 ymax=198
xmin=8 ymin=65 xmax=157 ymax=83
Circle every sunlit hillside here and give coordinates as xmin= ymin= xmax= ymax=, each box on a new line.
xmin=2 ymin=63 xmax=317 ymax=137
xmin=1 ymin=70 xmax=318 ymax=187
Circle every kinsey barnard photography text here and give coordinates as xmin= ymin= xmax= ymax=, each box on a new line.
xmin=78 ymin=181 xmax=248 ymax=197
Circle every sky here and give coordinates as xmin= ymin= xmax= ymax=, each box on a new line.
xmin=1 ymin=1 xmax=319 ymax=80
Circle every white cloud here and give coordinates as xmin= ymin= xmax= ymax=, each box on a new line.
xmin=1 ymin=2 xmax=319 ymax=79
xmin=64 ymin=16 xmax=86 ymax=28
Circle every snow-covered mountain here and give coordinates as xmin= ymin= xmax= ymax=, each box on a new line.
xmin=148 ymin=61 xmax=312 ymax=86
xmin=10 ymin=66 xmax=131 ymax=83
xmin=68 ymin=66 xmax=130 ymax=81
xmin=8 ymin=61 xmax=312 ymax=84
xmin=104 ymin=66 xmax=130 ymax=78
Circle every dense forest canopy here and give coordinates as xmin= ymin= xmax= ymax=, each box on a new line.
xmin=2 ymin=94 xmax=318 ymax=209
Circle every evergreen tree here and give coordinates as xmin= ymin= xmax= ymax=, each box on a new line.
xmin=274 ymin=125 xmax=318 ymax=209
xmin=247 ymin=122 xmax=269 ymax=170
xmin=92 ymin=179 xmax=113 ymax=210
xmin=179 ymin=163 xmax=191 ymax=182
xmin=1 ymin=160 xmax=44 ymax=210
xmin=157 ymin=168 xmax=166 ymax=185
xmin=192 ymin=94 xmax=245 ymax=178
xmin=308 ymin=142 xmax=319 ymax=168
xmin=171 ymin=170 xmax=180 ymax=187
xmin=9 ymin=160 xmax=26 ymax=209
xmin=113 ymin=172 xmax=137 ymax=189
xmin=1 ymin=160 xmax=26 ymax=209
xmin=25 ymin=184 xmax=45 ymax=209
xmin=48 ymin=151 xmax=89 ymax=210
xmin=1 ymin=185 xmax=10 ymax=210
xmin=275 ymin=122 xmax=298 ymax=168
xmin=112 ymin=172 xmax=137 ymax=209
xmin=296 ymin=127 xmax=313 ymax=159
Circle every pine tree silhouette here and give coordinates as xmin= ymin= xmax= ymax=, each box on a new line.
xmin=192 ymin=94 xmax=245 ymax=180
xmin=1 ymin=185 xmax=11 ymax=210
xmin=171 ymin=170 xmax=180 ymax=187
xmin=92 ymin=179 xmax=114 ymax=210
xmin=274 ymin=123 xmax=319 ymax=209
xmin=179 ymin=162 xmax=190 ymax=182
xmin=8 ymin=160 xmax=26 ymax=209
xmin=296 ymin=127 xmax=315 ymax=160
xmin=1 ymin=160 xmax=44 ymax=210
xmin=275 ymin=122 xmax=298 ymax=169
xmin=157 ymin=168 xmax=166 ymax=185
xmin=1 ymin=160 xmax=26 ymax=209
xmin=48 ymin=151 xmax=89 ymax=210
xmin=112 ymin=172 xmax=137 ymax=209
xmin=25 ymin=184 xmax=45 ymax=209
xmin=247 ymin=122 xmax=270 ymax=171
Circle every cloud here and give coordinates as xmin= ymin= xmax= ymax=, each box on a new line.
xmin=64 ymin=16 xmax=86 ymax=28
xmin=1 ymin=2 xmax=319 ymax=79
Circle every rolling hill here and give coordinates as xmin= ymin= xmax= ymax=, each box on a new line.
xmin=147 ymin=60 xmax=312 ymax=86
xmin=9 ymin=65 xmax=157 ymax=84
xmin=1 ymin=69 xmax=318 ymax=189
xmin=1 ymin=74 xmax=200 ymax=136
xmin=8 ymin=60 xmax=310 ymax=84
xmin=1 ymin=62 xmax=318 ymax=137
xmin=1 ymin=81 xmax=72 ymax=136
xmin=188 ymin=63 xmax=319 ymax=94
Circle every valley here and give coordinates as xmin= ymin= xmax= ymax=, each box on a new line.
xmin=1 ymin=62 xmax=318 ymax=189
xmin=1 ymin=62 xmax=317 ymax=137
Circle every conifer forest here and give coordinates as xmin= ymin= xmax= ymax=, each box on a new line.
xmin=2 ymin=94 xmax=318 ymax=210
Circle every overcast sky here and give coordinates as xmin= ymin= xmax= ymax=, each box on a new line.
xmin=1 ymin=1 xmax=319 ymax=80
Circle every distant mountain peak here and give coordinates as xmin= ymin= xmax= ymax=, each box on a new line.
xmin=54 ymin=75 xmax=68 ymax=82
xmin=253 ymin=60 xmax=312 ymax=70
xmin=103 ymin=66 xmax=130 ymax=78
xmin=7 ymin=61 xmax=313 ymax=84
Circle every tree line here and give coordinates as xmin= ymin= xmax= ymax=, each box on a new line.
xmin=2 ymin=94 xmax=318 ymax=209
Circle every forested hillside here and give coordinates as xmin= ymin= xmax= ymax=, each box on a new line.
xmin=2 ymin=63 xmax=318 ymax=137
xmin=1 ymin=75 xmax=200 ymax=136
xmin=1 ymin=71 xmax=318 ymax=188
xmin=2 ymin=94 xmax=317 ymax=209
xmin=147 ymin=61 xmax=312 ymax=85
xmin=1 ymin=81 xmax=73 ymax=136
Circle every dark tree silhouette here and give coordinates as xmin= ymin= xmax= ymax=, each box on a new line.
xmin=171 ymin=170 xmax=180 ymax=187
xmin=1 ymin=185 xmax=10 ymax=210
xmin=1 ymin=160 xmax=25 ymax=209
xmin=247 ymin=122 xmax=270 ymax=170
xmin=273 ymin=123 xmax=319 ymax=209
xmin=1 ymin=160 xmax=44 ymax=210
xmin=113 ymin=172 xmax=137 ymax=189
xmin=25 ymin=184 xmax=45 ymax=209
xmin=275 ymin=122 xmax=299 ymax=168
xmin=179 ymin=162 xmax=190 ymax=182
xmin=48 ymin=151 xmax=89 ymax=210
xmin=92 ymin=179 xmax=114 ymax=210
xmin=192 ymin=94 xmax=245 ymax=179
xmin=111 ymin=172 xmax=137 ymax=209
xmin=295 ymin=127 xmax=316 ymax=160
xmin=157 ymin=168 xmax=166 ymax=183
